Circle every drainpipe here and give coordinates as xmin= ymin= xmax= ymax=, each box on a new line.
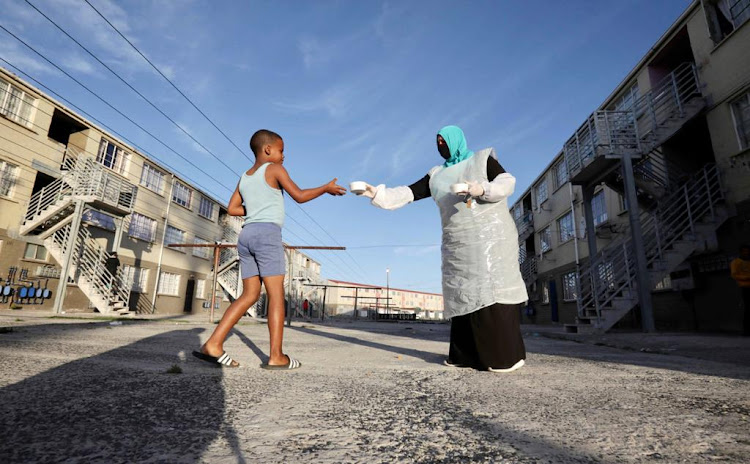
xmin=569 ymin=182 xmax=580 ymax=265
xmin=150 ymin=174 xmax=175 ymax=313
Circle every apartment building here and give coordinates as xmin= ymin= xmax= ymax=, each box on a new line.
xmin=0 ymin=66 xmax=319 ymax=316
xmin=513 ymin=0 xmax=750 ymax=333
xmin=323 ymin=279 xmax=444 ymax=320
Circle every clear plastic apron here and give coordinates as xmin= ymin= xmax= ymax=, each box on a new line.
xmin=429 ymin=148 xmax=528 ymax=319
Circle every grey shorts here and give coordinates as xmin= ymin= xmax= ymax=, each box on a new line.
xmin=238 ymin=223 xmax=285 ymax=279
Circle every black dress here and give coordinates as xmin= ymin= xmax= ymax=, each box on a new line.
xmin=408 ymin=157 xmax=526 ymax=370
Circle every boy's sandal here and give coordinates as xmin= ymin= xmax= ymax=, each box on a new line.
xmin=192 ymin=350 xmax=240 ymax=368
xmin=261 ymin=355 xmax=301 ymax=370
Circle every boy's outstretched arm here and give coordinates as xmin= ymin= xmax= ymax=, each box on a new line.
xmin=269 ymin=164 xmax=346 ymax=203
xmin=227 ymin=184 xmax=245 ymax=216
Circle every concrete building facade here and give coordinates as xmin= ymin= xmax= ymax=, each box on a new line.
xmin=514 ymin=0 xmax=750 ymax=333
xmin=324 ymin=279 xmax=444 ymax=320
xmin=0 ymin=66 xmax=319 ymax=316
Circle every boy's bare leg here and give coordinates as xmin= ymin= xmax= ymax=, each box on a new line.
xmin=262 ymin=274 xmax=288 ymax=365
xmin=201 ymin=276 xmax=261 ymax=364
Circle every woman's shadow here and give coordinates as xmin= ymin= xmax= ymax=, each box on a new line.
xmin=0 ymin=326 xmax=239 ymax=463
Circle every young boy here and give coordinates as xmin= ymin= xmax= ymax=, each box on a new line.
xmin=193 ymin=129 xmax=345 ymax=369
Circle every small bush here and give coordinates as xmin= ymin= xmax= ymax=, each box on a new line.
xmin=166 ymin=364 xmax=183 ymax=374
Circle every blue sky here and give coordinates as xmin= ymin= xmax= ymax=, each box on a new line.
xmin=1 ymin=0 xmax=691 ymax=293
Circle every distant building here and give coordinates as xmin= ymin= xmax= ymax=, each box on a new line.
xmin=513 ymin=0 xmax=750 ymax=333
xmin=324 ymin=279 xmax=444 ymax=320
xmin=0 ymin=65 xmax=318 ymax=316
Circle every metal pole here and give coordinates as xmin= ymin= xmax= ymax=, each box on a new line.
xmin=52 ymin=200 xmax=85 ymax=314
xmin=322 ymin=286 xmax=327 ymax=321
xmin=210 ymin=244 xmax=220 ymax=324
xmin=353 ymin=287 xmax=359 ymax=318
xmin=386 ymin=268 xmax=390 ymax=314
xmin=286 ymin=248 xmax=294 ymax=327
xmin=622 ymin=154 xmax=655 ymax=332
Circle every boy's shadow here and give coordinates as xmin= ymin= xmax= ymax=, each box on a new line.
xmin=0 ymin=327 xmax=233 ymax=463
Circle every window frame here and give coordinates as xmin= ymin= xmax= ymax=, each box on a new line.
xmin=140 ymin=163 xmax=165 ymax=195
xmin=0 ymin=77 xmax=37 ymax=129
xmin=122 ymin=265 xmax=149 ymax=293
xmin=128 ymin=213 xmax=157 ymax=242
xmin=0 ymin=159 xmax=19 ymax=198
xmin=557 ymin=210 xmax=575 ymax=244
xmin=730 ymin=91 xmax=750 ymax=151
xmin=157 ymin=271 xmax=181 ymax=296
xmin=198 ymin=196 xmax=214 ymax=220
xmin=97 ymin=138 xmax=129 ymax=174
xmin=172 ymin=181 xmax=192 ymax=209
xmin=539 ymin=225 xmax=552 ymax=253
xmin=192 ymin=236 xmax=211 ymax=259
xmin=592 ymin=189 xmax=609 ymax=226
xmin=164 ymin=225 xmax=186 ymax=246
xmin=562 ymin=271 xmax=578 ymax=301
xmin=23 ymin=243 xmax=47 ymax=261
xmin=552 ymin=160 xmax=568 ymax=191
xmin=535 ymin=177 xmax=549 ymax=208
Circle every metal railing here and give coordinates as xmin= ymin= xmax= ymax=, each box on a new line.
xmin=515 ymin=210 xmax=534 ymax=238
xmin=564 ymin=62 xmax=702 ymax=180
xmin=576 ymin=163 xmax=723 ymax=321
xmin=48 ymin=221 xmax=133 ymax=311
xmin=24 ymin=156 xmax=137 ymax=228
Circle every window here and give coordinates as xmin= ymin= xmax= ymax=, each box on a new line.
xmin=653 ymin=275 xmax=672 ymax=291
xmin=542 ymin=283 xmax=550 ymax=304
xmin=164 ymin=225 xmax=185 ymax=246
xmin=558 ymin=211 xmax=574 ymax=243
xmin=24 ymin=243 xmax=47 ymax=261
xmin=128 ymin=213 xmax=157 ymax=242
xmin=540 ymin=226 xmax=552 ymax=253
xmin=535 ymin=178 xmax=549 ymax=207
xmin=140 ymin=164 xmax=165 ymax=194
xmin=198 ymin=196 xmax=214 ymax=220
xmin=562 ymin=271 xmax=578 ymax=301
xmin=82 ymin=210 xmax=116 ymax=231
xmin=157 ymin=271 xmax=180 ymax=295
xmin=0 ymin=77 xmax=36 ymax=128
xmin=172 ymin=181 xmax=192 ymax=208
xmin=731 ymin=91 xmax=750 ymax=150
xmin=0 ymin=159 xmax=18 ymax=197
xmin=597 ymin=261 xmax=616 ymax=291
xmin=553 ymin=160 xmax=568 ymax=190
xmin=196 ymin=279 xmax=206 ymax=299
xmin=193 ymin=237 xmax=211 ymax=259
xmin=122 ymin=265 xmax=149 ymax=293
xmin=613 ymin=83 xmax=639 ymax=112
xmin=513 ymin=204 xmax=522 ymax=220
xmin=97 ymin=139 xmax=129 ymax=174
xmin=592 ymin=190 xmax=608 ymax=226
xmin=705 ymin=0 xmax=750 ymax=42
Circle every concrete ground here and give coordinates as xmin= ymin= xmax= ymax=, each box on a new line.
xmin=0 ymin=309 xmax=748 ymax=463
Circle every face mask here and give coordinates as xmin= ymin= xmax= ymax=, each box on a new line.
xmin=438 ymin=143 xmax=451 ymax=160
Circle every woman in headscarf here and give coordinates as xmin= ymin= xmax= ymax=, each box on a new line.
xmin=357 ymin=125 xmax=528 ymax=372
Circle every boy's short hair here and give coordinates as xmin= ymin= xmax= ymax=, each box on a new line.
xmin=249 ymin=129 xmax=282 ymax=156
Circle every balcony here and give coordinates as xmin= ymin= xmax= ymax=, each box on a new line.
xmin=564 ymin=62 xmax=704 ymax=185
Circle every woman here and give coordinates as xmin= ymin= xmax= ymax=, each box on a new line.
xmin=358 ymin=125 xmax=528 ymax=372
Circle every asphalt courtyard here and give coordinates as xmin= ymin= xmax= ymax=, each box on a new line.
xmin=0 ymin=310 xmax=748 ymax=463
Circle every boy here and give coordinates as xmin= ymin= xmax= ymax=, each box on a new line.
xmin=193 ymin=129 xmax=345 ymax=369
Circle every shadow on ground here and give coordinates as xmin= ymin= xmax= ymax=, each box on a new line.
xmin=293 ymin=320 xmax=750 ymax=380
xmin=0 ymin=326 xmax=243 ymax=463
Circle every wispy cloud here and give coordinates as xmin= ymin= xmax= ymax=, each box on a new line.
xmin=393 ymin=245 xmax=440 ymax=257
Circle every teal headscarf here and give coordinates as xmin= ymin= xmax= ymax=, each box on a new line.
xmin=438 ymin=125 xmax=474 ymax=167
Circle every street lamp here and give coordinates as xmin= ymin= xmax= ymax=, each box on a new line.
xmin=386 ymin=267 xmax=390 ymax=314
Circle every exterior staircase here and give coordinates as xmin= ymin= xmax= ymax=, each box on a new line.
xmin=566 ymin=163 xmax=729 ymax=333
xmin=20 ymin=152 xmax=137 ymax=315
xmin=42 ymin=218 xmax=133 ymax=315
xmin=563 ymin=62 xmax=704 ymax=185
